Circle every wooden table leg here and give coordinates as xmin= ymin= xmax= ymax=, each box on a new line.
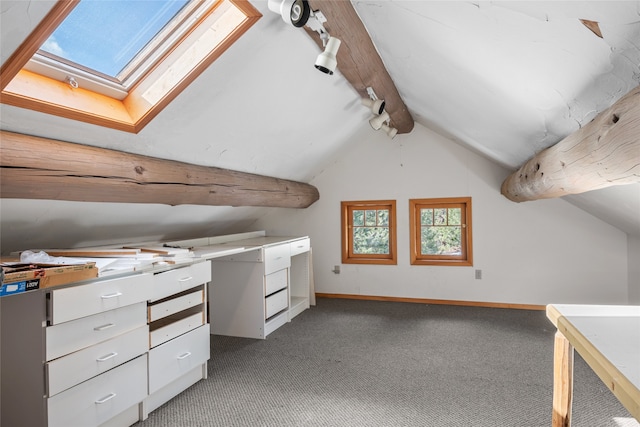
xmin=552 ymin=330 xmax=574 ymax=427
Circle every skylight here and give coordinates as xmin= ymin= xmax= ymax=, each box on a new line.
xmin=39 ymin=0 xmax=189 ymax=79
xmin=0 ymin=0 xmax=261 ymax=133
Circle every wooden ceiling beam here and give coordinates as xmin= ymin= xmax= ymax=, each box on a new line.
xmin=0 ymin=131 xmax=319 ymax=208
xmin=501 ymin=85 xmax=640 ymax=202
xmin=304 ymin=0 xmax=414 ymax=134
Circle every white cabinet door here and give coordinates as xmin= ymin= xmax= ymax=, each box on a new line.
xmin=47 ymin=355 xmax=147 ymax=427
xmin=47 ymin=325 xmax=148 ymax=396
xmin=265 ymin=288 xmax=288 ymax=319
xmin=150 ymin=262 xmax=211 ymax=302
xmin=264 ymin=268 xmax=288 ymax=296
xmin=50 ymin=273 xmax=152 ymax=324
xmin=46 ymin=302 xmax=147 ymax=361
xmin=263 ymin=244 xmax=290 ymax=275
xmin=148 ymin=324 xmax=210 ymax=393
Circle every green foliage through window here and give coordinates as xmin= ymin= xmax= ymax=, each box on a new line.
xmin=353 ymin=209 xmax=390 ymax=254
xmin=420 ymin=208 xmax=461 ymax=255
xmin=342 ymin=200 xmax=397 ymax=265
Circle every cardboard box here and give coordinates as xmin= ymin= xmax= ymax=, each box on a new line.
xmin=0 ymin=262 xmax=98 ymax=296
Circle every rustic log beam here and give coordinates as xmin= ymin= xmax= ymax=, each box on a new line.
xmin=0 ymin=131 xmax=319 ymax=208
xmin=501 ymin=85 xmax=640 ymax=202
xmin=304 ymin=1 xmax=414 ymax=134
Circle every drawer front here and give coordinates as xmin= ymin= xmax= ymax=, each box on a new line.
xmin=264 ymin=244 xmax=290 ymax=275
xmin=148 ymin=289 xmax=205 ymax=322
xmin=51 ymin=273 xmax=153 ymax=324
xmin=290 ymin=238 xmax=310 ymax=256
xmin=264 ymin=268 xmax=288 ymax=296
xmin=265 ymin=288 xmax=288 ymax=319
xmin=47 ymin=355 xmax=147 ymax=427
xmin=46 ymin=302 xmax=147 ymax=361
xmin=47 ymin=325 xmax=149 ymax=397
xmin=148 ymin=324 xmax=210 ymax=393
xmin=150 ymin=311 xmax=205 ymax=348
xmin=151 ymin=261 xmax=211 ymax=302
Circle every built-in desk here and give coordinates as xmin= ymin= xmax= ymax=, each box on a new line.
xmin=172 ymin=233 xmax=312 ymax=339
xmin=546 ymin=304 xmax=640 ymax=426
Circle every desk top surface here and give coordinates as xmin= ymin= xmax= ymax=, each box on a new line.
xmin=547 ymin=304 xmax=640 ymax=416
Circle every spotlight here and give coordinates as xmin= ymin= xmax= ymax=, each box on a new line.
xmin=268 ymin=0 xmax=310 ymax=27
xmin=362 ymin=98 xmax=385 ymax=115
xmin=315 ymin=36 xmax=341 ymax=75
xmin=380 ymin=123 xmax=398 ymax=139
xmin=369 ymin=111 xmax=390 ymax=130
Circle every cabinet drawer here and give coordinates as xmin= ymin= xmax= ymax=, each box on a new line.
xmin=265 ymin=288 xmax=288 ymax=319
xmin=290 ymin=238 xmax=310 ymax=256
xmin=47 ymin=325 xmax=148 ymax=397
xmin=50 ymin=273 xmax=152 ymax=325
xmin=264 ymin=269 xmax=288 ymax=296
xmin=151 ymin=261 xmax=211 ymax=302
xmin=148 ymin=324 xmax=210 ymax=393
xmin=150 ymin=310 xmax=205 ymax=348
xmin=264 ymin=244 xmax=290 ymax=275
xmin=47 ymin=355 xmax=147 ymax=427
xmin=148 ymin=289 xmax=205 ymax=322
xmin=46 ymin=302 xmax=147 ymax=361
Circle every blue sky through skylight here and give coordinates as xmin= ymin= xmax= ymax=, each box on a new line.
xmin=40 ymin=0 xmax=189 ymax=78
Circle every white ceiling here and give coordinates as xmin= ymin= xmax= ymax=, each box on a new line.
xmin=1 ymin=0 xmax=639 ymax=252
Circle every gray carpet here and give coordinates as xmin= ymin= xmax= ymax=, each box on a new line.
xmin=135 ymin=298 xmax=638 ymax=427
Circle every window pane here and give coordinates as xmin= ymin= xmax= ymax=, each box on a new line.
xmin=377 ymin=209 xmax=389 ymax=226
xmin=434 ymin=208 xmax=447 ymax=225
xmin=421 ymin=226 xmax=462 ymax=255
xmin=353 ymin=210 xmax=364 ymax=226
xmin=365 ymin=210 xmax=377 ymax=226
xmin=353 ymin=227 xmax=390 ymax=254
xmin=421 ymin=209 xmax=433 ymax=226
xmin=448 ymin=208 xmax=461 ymax=225
xmin=40 ymin=0 xmax=189 ymax=77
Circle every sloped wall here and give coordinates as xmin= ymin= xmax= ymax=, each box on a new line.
xmin=255 ymin=122 xmax=629 ymax=305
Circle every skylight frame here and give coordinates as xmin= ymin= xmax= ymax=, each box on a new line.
xmin=0 ymin=0 xmax=261 ymax=133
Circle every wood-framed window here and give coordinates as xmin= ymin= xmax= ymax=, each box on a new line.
xmin=409 ymin=197 xmax=473 ymax=266
xmin=341 ymin=200 xmax=397 ymax=265
xmin=0 ymin=0 xmax=260 ymax=133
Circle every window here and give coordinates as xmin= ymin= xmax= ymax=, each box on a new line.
xmin=0 ymin=0 xmax=260 ymax=133
xmin=409 ymin=197 xmax=473 ymax=266
xmin=341 ymin=200 xmax=397 ymax=265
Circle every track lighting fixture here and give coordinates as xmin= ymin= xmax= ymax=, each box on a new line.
xmin=369 ymin=111 xmax=390 ymax=130
xmin=361 ymin=98 xmax=385 ymax=115
xmin=380 ymin=123 xmax=398 ymax=139
xmin=267 ymin=0 xmax=341 ymax=75
xmin=315 ymin=35 xmax=341 ymax=75
xmin=363 ymin=86 xmax=397 ymax=138
xmin=267 ymin=0 xmax=310 ymax=27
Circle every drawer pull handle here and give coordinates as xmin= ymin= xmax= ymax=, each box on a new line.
xmin=94 ymin=323 xmax=115 ymax=331
xmin=95 ymin=393 xmax=117 ymax=404
xmin=101 ymin=292 xmax=122 ymax=299
xmin=96 ymin=352 xmax=118 ymax=362
xmin=178 ymin=276 xmax=193 ymax=282
xmin=177 ymin=352 xmax=192 ymax=360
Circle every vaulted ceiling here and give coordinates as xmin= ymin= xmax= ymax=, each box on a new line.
xmin=1 ymin=0 xmax=639 ymax=252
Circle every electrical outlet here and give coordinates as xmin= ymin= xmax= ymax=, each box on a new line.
xmin=475 ymin=269 xmax=482 ymax=280
xmin=332 ymin=265 xmax=341 ymax=274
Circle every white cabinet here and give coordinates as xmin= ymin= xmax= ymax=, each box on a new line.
xmin=1 ymin=260 xmax=211 ymax=427
xmin=209 ymin=236 xmax=311 ymax=339
xmin=44 ymin=274 xmax=151 ymax=427
xmin=144 ymin=262 xmax=211 ymax=416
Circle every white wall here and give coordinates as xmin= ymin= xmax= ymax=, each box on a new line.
xmin=256 ymin=122 xmax=630 ymax=306
xmin=629 ymin=236 xmax=640 ymax=304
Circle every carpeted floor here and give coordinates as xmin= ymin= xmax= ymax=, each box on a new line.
xmin=135 ymin=298 xmax=638 ymax=427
